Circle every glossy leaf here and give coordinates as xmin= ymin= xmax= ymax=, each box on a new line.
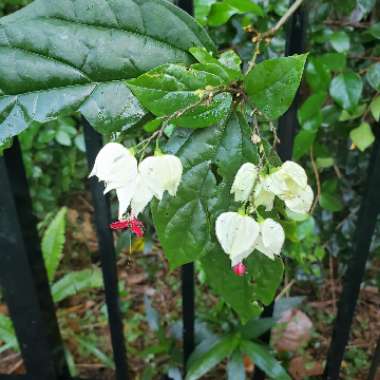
xmin=240 ymin=317 xmax=277 ymax=340
xmin=127 ymin=64 xmax=232 ymax=128
xmin=293 ymin=130 xmax=317 ymax=160
xmin=0 ymin=0 xmax=215 ymax=142
xmin=151 ymin=112 xmax=259 ymax=269
xmin=208 ymin=0 xmax=264 ymax=27
xmin=330 ymin=31 xmax=350 ymax=53
xmin=245 ymin=54 xmax=308 ymax=120
xmin=329 ymin=71 xmax=363 ymax=110
xmin=186 ymin=334 xmax=240 ymax=380
xmin=366 ymin=63 xmax=380 ymax=91
xmin=241 ymin=341 xmax=291 ymax=380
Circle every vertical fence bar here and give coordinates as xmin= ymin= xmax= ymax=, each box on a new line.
xmin=0 ymin=140 xmax=69 ymax=379
xmin=253 ymin=2 xmax=307 ymax=379
xmin=324 ymin=135 xmax=380 ymax=379
xmin=82 ymin=120 xmax=129 ymax=380
xmin=178 ymin=0 xmax=196 ymax=372
xmin=368 ymin=336 xmax=380 ymax=380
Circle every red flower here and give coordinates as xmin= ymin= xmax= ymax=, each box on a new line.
xmin=233 ymin=262 xmax=246 ymax=277
xmin=110 ymin=218 xmax=144 ymax=237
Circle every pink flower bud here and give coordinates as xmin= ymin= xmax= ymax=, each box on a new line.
xmin=233 ymin=262 xmax=246 ymax=276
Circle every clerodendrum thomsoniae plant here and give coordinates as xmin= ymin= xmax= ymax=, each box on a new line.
xmin=0 ymin=0 xmax=311 ymax=322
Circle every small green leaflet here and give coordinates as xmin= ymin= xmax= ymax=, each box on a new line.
xmin=370 ymin=96 xmax=380 ymax=121
xmin=244 ymin=54 xmax=308 ymax=120
xmin=350 ymin=122 xmax=375 ymax=152
xmin=127 ymin=64 xmax=233 ymax=128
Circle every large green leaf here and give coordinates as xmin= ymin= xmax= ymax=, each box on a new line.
xmin=241 ymin=341 xmax=291 ymax=380
xmin=151 ymin=111 xmax=259 ymax=269
xmin=0 ymin=0 xmax=215 ymax=142
xmin=42 ymin=207 xmax=67 ymax=282
xmin=244 ymin=54 xmax=308 ymax=120
xmin=186 ymin=334 xmax=240 ymax=380
xmin=152 ymin=112 xmax=284 ymax=321
xmin=127 ymin=63 xmax=232 ymax=128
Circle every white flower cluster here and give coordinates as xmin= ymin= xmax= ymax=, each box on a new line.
xmin=90 ymin=143 xmax=183 ymax=219
xmin=216 ymin=161 xmax=313 ymax=269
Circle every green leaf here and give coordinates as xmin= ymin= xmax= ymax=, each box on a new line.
xmin=245 ymin=54 xmax=308 ymax=120
xmin=190 ymin=47 xmax=242 ymax=82
xmin=330 ymin=31 xmax=350 ymax=52
xmin=366 ymin=63 xmax=380 ymax=91
xmin=0 ymin=315 xmax=19 ymax=353
xmin=370 ymin=96 xmax=380 ymax=121
xmin=319 ymin=193 xmax=343 ymax=212
xmin=42 ymin=207 xmax=67 ymax=282
xmin=51 ymin=268 xmax=103 ymax=303
xmin=151 ymin=112 xmax=258 ymax=269
xmin=186 ymin=334 xmax=240 ymax=380
xmin=318 ymin=53 xmax=347 ymax=72
xmin=241 ymin=341 xmax=291 ymax=380
xmin=76 ymin=336 xmax=115 ymax=369
xmin=240 ymin=317 xmax=277 ymax=340
xmin=127 ymin=64 xmax=232 ymax=128
xmin=0 ymin=0 xmax=215 ymax=142
xmin=306 ymin=57 xmax=331 ymax=92
xmin=339 ymin=104 xmax=366 ymax=121
xmin=227 ymin=350 xmax=245 ymax=380
xmin=297 ymin=92 xmax=325 ymax=131
xmin=329 ymin=71 xmax=363 ymax=111
xmin=368 ymin=23 xmax=380 ymax=39
xmin=208 ymin=0 xmax=263 ymax=27
xmin=350 ymin=122 xmax=375 ymax=152
xmin=194 ymin=0 xmax=218 ymax=25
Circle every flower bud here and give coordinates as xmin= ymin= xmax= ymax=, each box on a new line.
xmin=231 ymin=163 xmax=258 ymax=203
xmin=233 ymin=262 xmax=247 ymax=276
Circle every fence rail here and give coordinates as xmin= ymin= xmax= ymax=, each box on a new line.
xmin=0 ymin=0 xmax=379 ymax=379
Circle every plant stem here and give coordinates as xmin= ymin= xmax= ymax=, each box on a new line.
xmin=262 ymin=0 xmax=304 ymax=39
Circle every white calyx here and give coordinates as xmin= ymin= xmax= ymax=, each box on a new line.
xmin=90 ymin=143 xmax=183 ymax=219
xmin=256 ymin=218 xmax=285 ymax=260
xmin=231 ymin=162 xmax=258 ymax=203
xmin=215 ymin=212 xmax=259 ymax=267
xmin=265 ymin=161 xmax=314 ymax=214
xmin=89 ymin=143 xmax=137 ymax=194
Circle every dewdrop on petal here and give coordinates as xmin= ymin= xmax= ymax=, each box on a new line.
xmin=256 ymin=218 xmax=285 ymax=260
xmin=231 ymin=163 xmax=258 ymax=203
xmin=215 ymin=212 xmax=259 ymax=267
xmin=89 ymin=143 xmax=138 ymax=193
xmin=139 ymin=154 xmax=183 ymax=200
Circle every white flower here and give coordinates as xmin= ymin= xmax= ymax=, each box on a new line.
xmin=215 ymin=212 xmax=259 ymax=266
xmin=139 ymin=154 xmax=183 ymax=200
xmin=256 ymin=219 xmax=285 ymax=260
xmin=90 ymin=143 xmax=138 ymax=194
xmin=284 ymin=185 xmax=314 ymax=214
xmin=231 ymin=162 xmax=258 ymax=202
xmin=265 ymin=161 xmax=313 ymax=214
xmin=91 ymin=146 xmax=183 ymax=219
xmin=253 ymin=180 xmax=275 ymax=211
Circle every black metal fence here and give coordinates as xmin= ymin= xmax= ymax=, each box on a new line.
xmin=0 ymin=1 xmax=379 ymax=379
